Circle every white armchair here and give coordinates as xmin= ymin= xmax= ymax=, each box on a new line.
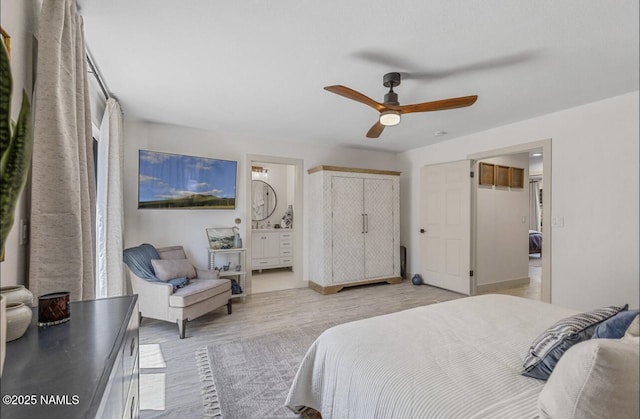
xmin=124 ymin=244 xmax=232 ymax=338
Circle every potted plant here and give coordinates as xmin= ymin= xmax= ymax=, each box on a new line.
xmin=0 ymin=38 xmax=33 ymax=258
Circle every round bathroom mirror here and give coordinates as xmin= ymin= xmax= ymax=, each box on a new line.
xmin=252 ymin=180 xmax=277 ymax=221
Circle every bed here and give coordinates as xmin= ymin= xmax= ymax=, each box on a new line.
xmin=285 ymin=295 xmax=578 ymax=418
xmin=529 ymin=230 xmax=542 ymax=254
xmin=286 ymin=295 xmax=575 ymax=419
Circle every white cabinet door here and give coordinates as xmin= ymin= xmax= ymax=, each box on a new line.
xmin=253 ymin=232 xmax=280 ymax=258
xmin=263 ymin=233 xmax=280 ymax=258
xmin=364 ymin=178 xmax=394 ymax=279
xmin=251 ymin=232 xmax=280 ymax=268
xmin=331 ymin=176 xmax=365 ymax=283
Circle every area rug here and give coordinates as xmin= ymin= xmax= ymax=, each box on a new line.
xmin=197 ymin=322 xmax=336 ymax=419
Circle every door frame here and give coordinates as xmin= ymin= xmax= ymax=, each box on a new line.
xmin=245 ymin=154 xmax=304 ymax=294
xmin=468 ymin=138 xmax=552 ymax=303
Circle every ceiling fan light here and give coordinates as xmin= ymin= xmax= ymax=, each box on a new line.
xmin=380 ymin=111 xmax=401 ymax=126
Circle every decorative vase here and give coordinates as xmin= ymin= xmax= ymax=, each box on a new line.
xmin=281 ymin=204 xmax=294 ymax=228
xmin=1 ymin=294 xmax=6 ymax=376
xmin=411 ymin=274 xmax=424 ymax=286
xmin=233 ymin=233 xmax=242 ymax=248
xmin=0 ymin=285 xmax=34 ymax=307
xmin=5 ymin=302 xmax=32 ymax=342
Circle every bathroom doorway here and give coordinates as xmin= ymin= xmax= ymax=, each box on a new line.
xmin=245 ymin=155 xmax=304 ymax=294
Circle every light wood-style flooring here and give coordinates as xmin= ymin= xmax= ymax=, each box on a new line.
xmin=139 ymin=274 xmax=541 ymax=418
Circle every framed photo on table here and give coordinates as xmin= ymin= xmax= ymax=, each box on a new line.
xmin=206 ymin=228 xmax=236 ymax=250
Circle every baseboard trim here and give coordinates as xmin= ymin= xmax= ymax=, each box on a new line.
xmin=308 ymin=276 xmax=403 ymax=295
xmin=476 ymin=277 xmax=530 ymax=293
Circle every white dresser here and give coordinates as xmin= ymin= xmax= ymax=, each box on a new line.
xmin=251 ymin=230 xmax=294 ymax=271
xmin=307 ymin=165 xmax=401 ymax=294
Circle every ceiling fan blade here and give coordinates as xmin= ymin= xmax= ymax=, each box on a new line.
xmin=324 ymin=85 xmax=386 ymax=112
xmin=352 ymin=49 xmax=537 ymax=80
xmin=391 ymin=95 xmax=478 ymax=114
xmin=366 ymin=121 xmax=385 ymax=138
xmin=404 ymin=52 xmax=537 ymax=80
xmin=351 ymin=50 xmax=421 ymax=71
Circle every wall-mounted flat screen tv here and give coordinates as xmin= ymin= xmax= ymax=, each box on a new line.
xmin=138 ymin=150 xmax=237 ymax=209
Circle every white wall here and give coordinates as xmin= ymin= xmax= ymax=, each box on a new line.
xmin=286 ymin=165 xmax=295 ymax=207
xmin=123 ymin=120 xmax=398 ymax=281
xmin=476 ymin=154 xmax=529 ymax=287
xmin=0 ymin=0 xmax=38 ymax=287
xmin=398 ymin=91 xmax=639 ymax=310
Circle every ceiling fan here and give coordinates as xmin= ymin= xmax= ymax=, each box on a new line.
xmin=324 ymin=72 xmax=477 ymax=138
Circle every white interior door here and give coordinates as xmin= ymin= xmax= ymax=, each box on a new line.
xmin=420 ymin=160 xmax=472 ymax=295
xmin=331 ymin=176 xmax=365 ymax=283
xmin=364 ymin=178 xmax=394 ymax=279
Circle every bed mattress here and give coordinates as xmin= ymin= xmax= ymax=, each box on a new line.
xmin=286 ymin=294 xmax=577 ymax=419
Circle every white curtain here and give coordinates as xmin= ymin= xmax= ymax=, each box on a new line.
xmin=529 ymin=181 xmax=541 ymax=232
xmin=96 ymin=98 xmax=124 ymax=298
xmin=30 ymin=0 xmax=96 ymax=301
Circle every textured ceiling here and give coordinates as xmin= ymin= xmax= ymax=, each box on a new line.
xmin=77 ymin=0 xmax=639 ymax=152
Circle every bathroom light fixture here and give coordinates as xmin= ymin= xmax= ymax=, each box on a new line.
xmin=252 ymin=166 xmax=268 ymax=179
xmin=379 ymin=110 xmax=401 ymax=126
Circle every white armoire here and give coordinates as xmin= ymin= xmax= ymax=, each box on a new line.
xmin=307 ymin=166 xmax=401 ymax=294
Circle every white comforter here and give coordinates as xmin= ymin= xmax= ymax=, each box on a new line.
xmin=286 ymin=294 xmax=577 ymax=419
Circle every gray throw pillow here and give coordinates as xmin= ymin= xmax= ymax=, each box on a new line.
xmin=151 ymin=259 xmax=197 ymax=281
xmin=592 ymin=309 xmax=639 ymax=339
xmin=522 ymin=305 xmax=626 ymax=380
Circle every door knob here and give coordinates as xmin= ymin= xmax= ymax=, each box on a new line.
xmin=420 ymin=229 xmax=426 ymax=233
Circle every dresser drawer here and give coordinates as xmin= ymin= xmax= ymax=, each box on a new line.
xmin=280 ymin=248 xmax=293 ymax=257
xmin=253 ymin=258 xmax=279 ymax=268
xmin=123 ymin=302 xmax=139 ymax=383
xmin=280 ymin=257 xmax=293 ymax=265
xmin=280 ymin=240 xmax=293 ymax=248
xmin=280 ymin=232 xmax=293 ymax=240
xmin=124 ymin=362 xmax=139 ymax=419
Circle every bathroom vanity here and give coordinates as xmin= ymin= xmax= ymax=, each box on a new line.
xmin=251 ymin=229 xmax=293 ymax=271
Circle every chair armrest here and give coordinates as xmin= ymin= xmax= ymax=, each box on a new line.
xmin=127 ymin=269 xmax=173 ymax=319
xmin=196 ymin=268 xmax=220 ymax=280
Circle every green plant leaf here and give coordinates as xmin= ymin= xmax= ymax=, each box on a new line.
xmin=0 ymin=33 xmax=34 ymax=256
xmin=0 ymin=40 xmax=13 ymax=179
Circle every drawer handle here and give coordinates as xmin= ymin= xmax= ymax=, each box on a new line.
xmin=131 ymin=395 xmax=135 ymax=418
xmin=130 ymin=337 xmax=136 ymax=357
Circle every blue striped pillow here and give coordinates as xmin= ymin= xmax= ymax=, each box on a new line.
xmin=522 ymin=305 xmax=627 ymax=380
